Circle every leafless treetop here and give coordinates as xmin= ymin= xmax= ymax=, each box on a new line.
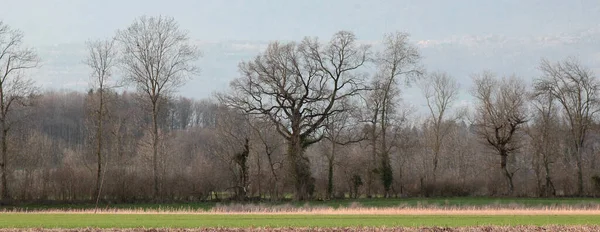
xmin=225 ymin=31 xmax=369 ymax=144
xmin=85 ymin=38 xmax=118 ymax=90
xmin=116 ymin=15 xmax=201 ymax=102
xmin=0 ymin=21 xmax=40 ymax=113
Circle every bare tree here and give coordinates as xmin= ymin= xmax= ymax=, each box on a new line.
xmin=367 ymin=32 xmax=421 ymax=197
xmin=322 ymin=100 xmax=365 ymax=199
xmin=116 ymin=15 xmax=201 ymax=198
xmin=223 ymin=31 xmax=368 ymax=200
xmin=84 ymin=38 xmax=117 ymax=205
xmin=248 ymin=118 xmax=285 ymax=200
xmin=0 ymin=21 xmax=40 ymax=200
xmin=419 ymin=72 xmax=459 ymax=182
xmin=472 ymin=72 xmax=527 ymax=195
xmin=534 ymin=58 xmax=599 ymax=196
xmin=527 ymin=91 xmax=560 ymax=196
xmin=212 ymin=106 xmax=253 ymax=200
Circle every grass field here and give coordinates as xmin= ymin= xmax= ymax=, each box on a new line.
xmin=3 ymin=198 xmax=600 ymax=230
xmin=5 ymin=197 xmax=600 ymax=211
xmin=1 ymin=213 xmax=600 ymax=228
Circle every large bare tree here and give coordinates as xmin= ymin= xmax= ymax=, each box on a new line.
xmin=0 ymin=21 xmax=40 ymax=200
xmin=116 ymin=15 xmax=200 ymax=198
xmin=223 ymin=31 xmax=368 ymax=200
xmin=419 ymin=72 xmax=458 ymax=182
xmin=367 ymin=32 xmax=421 ymax=197
xmin=472 ymin=72 xmax=527 ymax=195
xmin=84 ymin=38 xmax=117 ymax=204
xmin=534 ymin=58 xmax=599 ymax=196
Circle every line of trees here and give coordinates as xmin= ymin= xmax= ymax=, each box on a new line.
xmin=1 ymin=16 xmax=600 ymax=203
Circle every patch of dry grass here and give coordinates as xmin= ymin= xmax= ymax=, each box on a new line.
xmin=4 ymin=203 xmax=600 ymax=215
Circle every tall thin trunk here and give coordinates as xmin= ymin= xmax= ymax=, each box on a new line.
xmin=544 ymin=156 xmax=556 ymax=196
xmin=432 ymin=129 xmax=440 ymax=183
xmin=0 ymin=86 xmax=7 ymax=200
xmin=94 ymin=90 xmax=104 ymax=201
xmin=533 ymin=155 xmax=543 ymax=196
xmin=368 ymin=131 xmax=376 ymax=197
xmin=326 ymin=143 xmax=335 ymax=199
xmin=256 ymin=145 xmax=262 ymax=199
xmin=152 ymin=102 xmax=159 ymax=199
xmin=265 ymin=148 xmax=278 ymax=201
xmin=380 ymin=98 xmax=392 ymax=197
xmin=367 ymin=108 xmax=378 ymax=198
xmin=327 ymin=160 xmax=334 ymax=199
xmin=500 ymin=152 xmax=514 ymax=195
xmin=576 ymin=151 xmax=584 ymax=196
xmin=0 ymin=125 xmax=8 ymax=200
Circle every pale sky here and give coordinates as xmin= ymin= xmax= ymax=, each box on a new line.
xmin=1 ymin=0 xmax=600 ymax=113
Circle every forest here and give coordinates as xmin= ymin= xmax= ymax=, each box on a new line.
xmin=1 ymin=15 xmax=600 ymax=203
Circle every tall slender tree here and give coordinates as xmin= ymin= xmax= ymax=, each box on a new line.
xmin=322 ymin=99 xmax=364 ymax=199
xmin=367 ymin=32 xmax=421 ymax=197
xmin=84 ymin=38 xmax=117 ymax=205
xmin=0 ymin=21 xmax=40 ymax=200
xmin=419 ymin=72 xmax=458 ymax=182
xmin=534 ymin=58 xmax=599 ymax=196
xmin=116 ymin=15 xmax=200 ymax=199
xmin=528 ymin=91 xmax=560 ymax=196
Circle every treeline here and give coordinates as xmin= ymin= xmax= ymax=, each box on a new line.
xmin=1 ymin=16 xmax=600 ymax=203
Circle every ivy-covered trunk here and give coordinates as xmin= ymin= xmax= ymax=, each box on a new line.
xmin=500 ymin=151 xmax=514 ymax=195
xmin=380 ymin=151 xmax=393 ymax=197
xmin=288 ymin=135 xmax=313 ymax=201
xmin=234 ymin=138 xmax=250 ymax=200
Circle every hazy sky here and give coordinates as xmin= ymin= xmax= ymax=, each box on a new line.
xmin=3 ymin=0 xmax=599 ymax=43
xmin=1 ymin=0 xmax=599 ymax=112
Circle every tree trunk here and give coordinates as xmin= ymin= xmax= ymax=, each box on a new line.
xmin=367 ymin=129 xmax=376 ymax=198
xmin=0 ymin=125 xmax=8 ymax=200
xmin=575 ymin=147 xmax=584 ymax=196
xmin=288 ymin=135 xmax=312 ymax=201
xmin=380 ymin=118 xmax=392 ymax=197
xmin=152 ymin=103 xmax=160 ymax=200
xmin=256 ymin=146 xmax=262 ymax=199
xmin=500 ymin=153 xmax=514 ymax=195
xmin=432 ymin=133 xmax=440 ymax=184
xmin=534 ymin=160 xmax=543 ymax=197
xmin=544 ymin=161 xmax=556 ymax=197
xmin=380 ymin=151 xmax=392 ymax=198
xmin=266 ymin=149 xmax=279 ymax=201
xmin=326 ymin=158 xmax=334 ymax=199
xmin=235 ymin=138 xmax=250 ymax=200
xmin=367 ymin=110 xmax=378 ymax=198
xmin=326 ymin=142 xmax=336 ymax=199
xmin=94 ymin=90 xmax=104 ymax=201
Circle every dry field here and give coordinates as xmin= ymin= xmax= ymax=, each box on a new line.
xmin=8 ymin=203 xmax=600 ymax=215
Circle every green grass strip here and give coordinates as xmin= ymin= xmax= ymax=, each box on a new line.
xmin=0 ymin=214 xmax=599 ymax=228
xmin=6 ymin=197 xmax=600 ymax=211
